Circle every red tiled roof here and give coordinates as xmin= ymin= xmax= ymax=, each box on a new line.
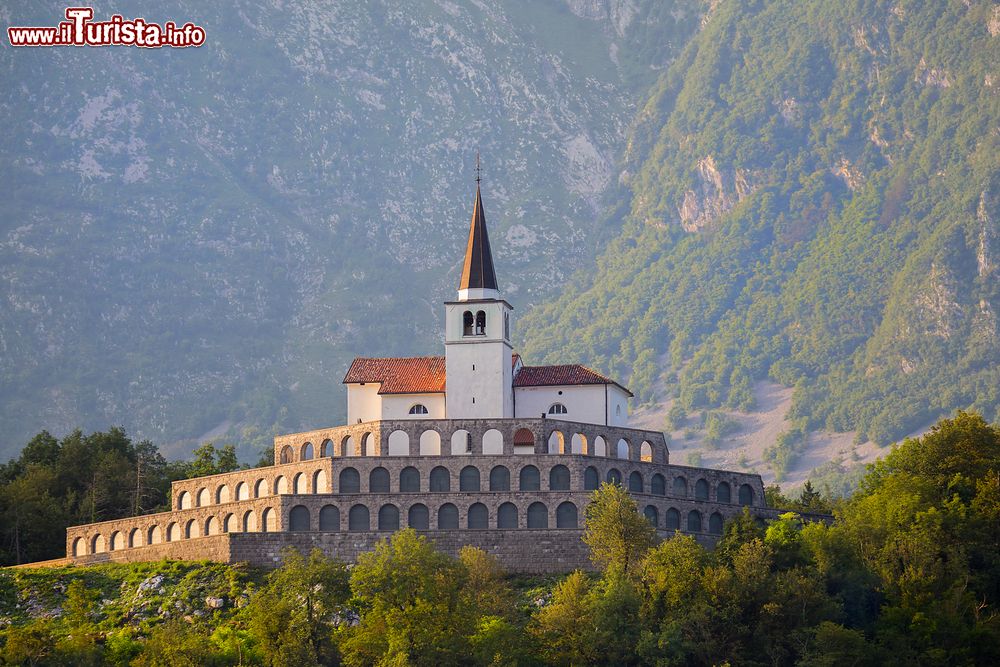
xmin=343 ymin=356 xmax=446 ymax=395
xmin=513 ymin=364 xmax=633 ymax=396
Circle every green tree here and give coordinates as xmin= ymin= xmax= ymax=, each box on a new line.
xmin=528 ymin=571 xmax=594 ymax=666
xmin=583 ymin=483 xmax=656 ymax=575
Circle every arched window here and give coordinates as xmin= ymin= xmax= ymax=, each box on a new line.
xmin=378 ymin=505 xmax=400 ymax=531
xmin=673 ymin=476 xmax=687 ymax=497
xmin=438 ymin=503 xmax=459 ymax=530
xmin=370 ymin=467 xmax=390 ymax=493
xmin=387 ymin=430 xmax=409 ymax=455
xmin=482 ymin=429 xmax=503 ymax=455
xmin=651 ymin=474 xmax=666 ymax=496
xmin=709 ymin=512 xmax=724 ymax=534
xmin=556 ymin=502 xmax=578 ymax=529
xmin=665 ymin=508 xmax=680 ymax=531
xmin=475 ymin=310 xmax=486 ymax=335
xmin=430 ymin=466 xmax=450 ymax=492
xmin=547 ymin=403 xmax=568 ymax=415
xmin=289 ymin=505 xmax=310 ymax=532
xmin=718 ymin=481 xmax=732 ymax=504
xmin=340 ymin=468 xmax=360 ymax=494
xmin=549 ymin=465 xmax=570 ymax=491
xmin=695 ymin=478 xmax=709 ymax=501
xmin=320 ymin=505 xmax=340 ymax=531
xmin=408 ymin=404 xmax=429 ymax=415
xmin=349 ymin=505 xmax=370 ymax=531
xmin=489 ymin=465 xmax=510 ymax=491
xmin=643 ymin=505 xmax=658 ymax=527
xmin=584 ymin=466 xmax=600 ymax=490
xmin=302 ymin=442 xmax=315 ymax=460
xmin=607 ymin=468 xmax=622 ymax=486
xmin=280 ymin=445 xmax=293 ymax=464
xmin=504 ymin=312 xmax=510 ymax=339
xmin=460 ymin=466 xmax=481 ymax=492
xmin=628 ymin=471 xmax=643 ymax=493
xmin=400 ymin=467 xmax=420 ymax=492
xmin=687 ymin=510 xmax=702 ymax=532
xmin=739 ymin=484 xmax=755 ymax=506
xmin=463 ymin=311 xmax=474 ymax=336
xmin=468 ymin=503 xmax=488 ymax=529
xmin=519 ymin=465 xmax=540 ymax=491
xmin=408 ymin=503 xmax=429 ymax=530
xmin=498 ymin=502 xmax=518 ymax=528
xmin=527 ymin=502 xmax=548 ymax=529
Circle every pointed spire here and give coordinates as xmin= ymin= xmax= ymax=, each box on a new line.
xmin=459 ymin=155 xmax=499 ymax=294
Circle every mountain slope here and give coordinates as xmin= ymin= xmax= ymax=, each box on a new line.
xmin=520 ymin=0 xmax=1000 ymax=446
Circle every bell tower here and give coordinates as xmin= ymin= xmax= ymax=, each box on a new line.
xmin=444 ymin=163 xmax=514 ymax=419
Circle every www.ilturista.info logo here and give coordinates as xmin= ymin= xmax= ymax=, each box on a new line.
xmin=7 ymin=7 xmax=205 ymax=48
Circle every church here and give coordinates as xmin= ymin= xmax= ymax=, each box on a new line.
xmin=63 ymin=177 xmax=777 ymax=573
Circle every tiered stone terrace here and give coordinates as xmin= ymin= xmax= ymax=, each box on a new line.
xmin=66 ymin=419 xmax=777 ymax=573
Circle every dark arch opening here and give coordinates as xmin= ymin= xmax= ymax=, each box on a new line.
xmin=607 ymin=468 xmax=622 ymax=486
xmin=527 ymin=502 xmax=548 ymax=529
xmin=584 ymin=466 xmax=600 ymax=490
xmin=408 ymin=504 xmax=429 ymax=530
xmin=489 ymin=465 xmax=510 ymax=491
xmin=695 ymin=478 xmax=709 ymax=501
xmin=687 ymin=510 xmax=702 ymax=532
xmin=651 ymin=473 xmax=666 ymax=495
xmin=370 ymin=467 xmax=390 ymax=493
xmin=549 ymin=465 xmax=570 ymax=491
xmin=643 ymin=505 xmax=658 ymax=527
xmin=378 ymin=504 xmax=400 ymax=531
xmin=556 ymin=501 xmax=578 ymax=528
xmin=519 ymin=465 xmax=540 ymax=491
xmin=717 ymin=481 xmax=732 ymax=504
xmin=319 ymin=505 xmax=340 ymax=531
xmin=666 ymin=508 xmax=680 ymax=531
xmin=628 ymin=471 xmax=643 ymax=492
xmin=468 ymin=503 xmax=489 ymax=529
xmin=339 ymin=468 xmax=360 ymax=494
xmin=430 ymin=466 xmax=451 ymax=492
xmin=289 ymin=505 xmax=310 ymax=532
xmin=498 ymin=502 xmax=518 ymax=529
xmin=438 ymin=503 xmax=459 ymax=530
xmin=709 ymin=512 xmax=724 ymax=534
xmin=348 ymin=504 xmax=370 ymax=531
xmin=400 ymin=466 xmax=420 ymax=492
xmin=673 ymin=476 xmax=687 ymax=497
xmin=739 ymin=484 xmax=754 ymax=506
xmin=460 ymin=465 xmax=481 ymax=492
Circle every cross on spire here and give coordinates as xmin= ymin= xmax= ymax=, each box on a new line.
xmin=475 ymin=150 xmax=482 ymax=184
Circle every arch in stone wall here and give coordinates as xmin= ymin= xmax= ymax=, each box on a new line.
xmin=378 ymin=504 xmax=400 ymax=531
xmin=482 ymin=429 xmax=503 ymax=455
xmin=584 ymin=466 xmax=600 ymax=490
xmin=129 ymin=527 xmax=141 ymax=548
xmin=709 ymin=512 xmax=724 ymax=534
xmin=275 ymin=476 xmax=288 ymax=495
xmin=438 ymin=503 xmax=459 ymax=530
xmin=687 ymin=510 xmax=702 ymax=532
xmin=148 ymin=525 xmax=162 ymax=545
xmin=361 ymin=432 xmax=376 ymax=457
xmin=448 ymin=429 xmax=469 ymax=455
xmin=217 ymin=484 xmax=230 ymax=504
xmin=320 ymin=505 xmax=340 ymax=531
xmin=644 ymin=505 xmax=659 ymax=527
xmin=262 ymin=507 xmax=277 ymax=532
xmin=498 ymin=502 xmax=518 ymax=529
xmin=571 ymin=433 xmax=588 ymax=454
xmin=429 ymin=466 xmax=450 ymax=492
xmin=665 ymin=508 xmax=680 ymax=531
xmin=294 ymin=472 xmax=307 ymax=494
xmin=178 ymin=490 xmax=192 ymax=510
xmin=235 ymin=482 xmax=249 ymax=501
xmin=91 ymin=534 xmax=105 ymax=554
xmin=640 ymin=441 xmax=653 ymax=462
xmin=651 ymin=473 xmax=666 ymax=495
xmin=673 ymin=476 xmax=688 ymax=497
xmin=556 ymin=501 xmax=578 ymax=528
xmin=197 ymin=487 xmax=210 ymax=507
xmin=302 ymin=442 xmax=315 ymax=461
xmin=695 ymin=478 xmax=709 ymax=501
xmin=593 ymin=435 xmax=607 ymax=457
xmin=549 ymin=464 xmax=570 ymax=491
xmin=185 ymin=519 xmax=198 ymax=539
xmin=400 ymin=466 xmax=420 ymax=492
xmin=513 ymin=428 xmax=535 ymax=453
xmin=342 ymin=435 xmax=355 ymax=457
xmin=625 ymin=470 xmax=641 ymax=492
xmin=320 ymin=439 xmax=332 ymax=457
xmin=242 ymin=510 xmax=256 ymax=532
xmin=370 ymin=467 xmax=390 ymax=493
xmin=255 ymin=478 xmax=267 ymax=498
xmin=519 ymin=465 xmax=540 ymax=491
xmin=73 ymin=537 xmax=86 ymax=556
xmin=717 ymin=481 xmax=731 ymax=504
xmin=459 ymin=465 xmax=480 ymax=492
xmin=387 ymin=430 xmax=409 ymax=456
xmin=615 ymin=438 xmax=630 ymax=459
xmin=290 ymin=505 xmax=311 ymax=532
xmin=527 ymin=502 xmax=548 ymax=529
xmin=421 ymin=430 xmax=443 ymax=456
xmin=205 ymin=516 xmax=219 ymax=536
xmin=340 ymin=468 xmax=361 ymax=494
xmin=468 ymin=503 xmax=488 ymax=529
xmin=280 ymin=445 xmax=294 ymax=464
xmin=224 ymin=513 xmax=237 ymax=533
xmin=348 ymin=504 xmax=369 ymax=531
xmin=408 ymin=503 xmax=429 ymax=530
xmin=314 ymin=469 xmax=329 ymax=493
xmin=739 ymin=484 xmax=754 ymax=506
xmin=547 ymin=430 xmax=566 ymax=454
xmin=110 ymin=531 xmax=124 ymax=551
xmin=606 ymin=468 xmax=622 ymax=486
xmin=167 ymin=522 xmax=180 ymax=542
xmin=489 ymin=465 xmax=510 ymax=491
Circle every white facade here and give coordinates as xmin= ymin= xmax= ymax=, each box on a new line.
xmin=514 ymin=383 xmax=630 ymax=427
xmin=347 ymin=384 xmax=445 ymax=423
xmin=444 ymin=299 xmax=514 ymax=419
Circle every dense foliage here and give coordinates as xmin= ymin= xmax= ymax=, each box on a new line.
xmin=0 ymin=429 xmax=239 ymax=566
xmin=2 ymin=412 xmax=998 ymax=665
xmin=520 ymin=0 xmax=1000 ymax=445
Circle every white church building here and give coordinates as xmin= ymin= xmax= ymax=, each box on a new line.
xmin=343 ymin=181 xmax=633 ymax=429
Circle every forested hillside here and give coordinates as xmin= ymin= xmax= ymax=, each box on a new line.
xmin=520 ymin=0 xmax=1000 ymax=446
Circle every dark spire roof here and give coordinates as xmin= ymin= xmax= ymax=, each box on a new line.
xmin=459 ymin=184 xmax=499 ymax=292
